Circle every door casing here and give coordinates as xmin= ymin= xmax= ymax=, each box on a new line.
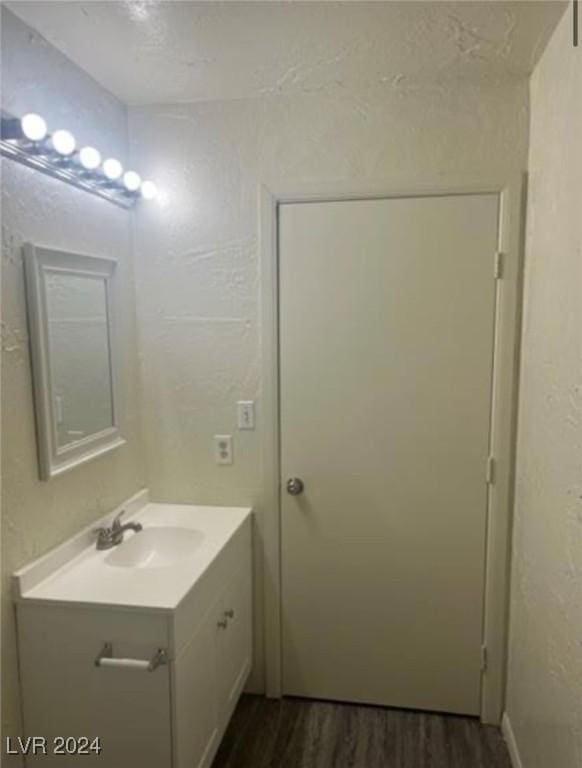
xmin=259 ymin=176 xmax=525 ymax=725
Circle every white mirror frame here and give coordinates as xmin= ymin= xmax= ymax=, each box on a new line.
xmin=24 ymin=244 xmax=125 ymax=480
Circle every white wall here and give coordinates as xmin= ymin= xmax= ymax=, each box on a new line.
xmin=505 ymin=10 xmax=581 ymax=768
xmin=129 ymin=77 xmax=530 ymax=689
xmin=1 ymin=10 xmax=146 ymax=759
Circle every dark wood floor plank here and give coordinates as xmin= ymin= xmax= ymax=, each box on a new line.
xmin=212 ymin=695 xmax=512 ymax=768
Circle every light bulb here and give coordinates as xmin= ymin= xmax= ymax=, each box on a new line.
xmin=140 ymin=180 xmax=158 ymax=200
xmin=51 ymin=129 xmax=76 ymax=156
xmin=103 ymin=158 xmax=123 ymax=181
xmin=21 ymin=113 xmax=47 ymax=142
xmin=123 ymin=170 xmax=141 ymax=192
xmin=79 ymin=146 xmax=101 ymax=170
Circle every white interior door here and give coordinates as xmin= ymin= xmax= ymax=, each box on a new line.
xmin=279 ymin=194 xmax=499 ymax=715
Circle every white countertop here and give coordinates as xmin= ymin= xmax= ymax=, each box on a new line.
xmin=13 ymin=494 xmax=252 ymax=611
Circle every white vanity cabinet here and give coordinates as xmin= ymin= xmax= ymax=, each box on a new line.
xmin=14 ymin=500 xmax=252 ymax=768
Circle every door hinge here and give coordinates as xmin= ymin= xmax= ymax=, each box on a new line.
xmin=494 ymin=251 xmax=503 ymax=280
xmin=486 ymin=456 xmax=495 ymax=485
xmin=481 ymin=644 xmax=488 ymax=672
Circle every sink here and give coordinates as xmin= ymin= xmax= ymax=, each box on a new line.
xmin=104 ymin=527 xmax=204 ymax=569
xmin=14 ymin=499 xmax=252 ymax=607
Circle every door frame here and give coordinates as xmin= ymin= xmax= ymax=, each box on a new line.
xmin=259 ymin=175 xmax=525 ymax=724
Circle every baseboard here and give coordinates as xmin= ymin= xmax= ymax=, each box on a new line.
xmin=502 ymin=712 xmax=523 ymax=768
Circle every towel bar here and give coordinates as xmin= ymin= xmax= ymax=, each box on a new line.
xmin=94 ymin=642 xmax=167 ymax=672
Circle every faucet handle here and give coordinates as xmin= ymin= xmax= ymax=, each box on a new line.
xmin=111 ymin=510 xmax=125 ymax=531
xmin=93 ymin=526 xmax=113 ymax=549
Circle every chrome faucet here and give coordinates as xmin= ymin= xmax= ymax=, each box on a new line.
xmin=94 ymin=510 xmax=143 ymax=550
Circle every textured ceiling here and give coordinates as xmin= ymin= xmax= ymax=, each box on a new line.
xmin=6 ymin=1 xmax=567 ymax=105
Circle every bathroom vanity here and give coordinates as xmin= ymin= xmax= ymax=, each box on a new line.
xmin=13 ymin=492 xmax=253 ymax=767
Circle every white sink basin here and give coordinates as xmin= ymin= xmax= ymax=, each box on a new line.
xmin=13 ymin=499 xmax=252 ymax=609
xmin=104 ymin=527 xmax=204 ymax=569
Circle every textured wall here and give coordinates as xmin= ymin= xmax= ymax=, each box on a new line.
xmin=129 ymin=78 xmax=530 ymax=690
xmin=1 ymin=9 xmax=145 ymax=759
xmin=506 ymin=10 xmax=582 ymax=768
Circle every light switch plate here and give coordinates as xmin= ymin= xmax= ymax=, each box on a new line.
xmin=237 ymin=401 xmax=255 ymax=430
xmin=214 ymin=435 xmax=233 ymax=465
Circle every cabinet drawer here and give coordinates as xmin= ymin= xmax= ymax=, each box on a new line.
xmin=18 ymin=604 xmax=172 ymax=768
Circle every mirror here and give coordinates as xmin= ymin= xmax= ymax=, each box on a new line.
xmin=45 ymin=273 xmax=114 ymax=447
xmin=24 ymin=244 xmax=124 ymax=479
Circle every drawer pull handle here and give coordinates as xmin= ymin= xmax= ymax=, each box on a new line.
xmin=95 ymin=643 xmax=168 ymax=672
xmin=224 ymin=609 xmax=234 ymax=619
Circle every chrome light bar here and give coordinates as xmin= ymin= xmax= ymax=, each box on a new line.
xmin=0 ymin=110 xmax=158 ymax=209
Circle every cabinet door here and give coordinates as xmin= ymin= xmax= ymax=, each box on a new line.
xmin=173 ymin=612 xmax=219 ymax=768
xmin=216 ymin=564 xmax=252 ymax=725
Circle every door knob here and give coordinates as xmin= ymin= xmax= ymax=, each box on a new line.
xmin=286 ymin=477 xmax=304 ymax=495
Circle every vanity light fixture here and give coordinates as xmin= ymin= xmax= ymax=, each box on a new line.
xmin=103 ymin=157 xmax=123 ymax=181
xmin=78 ymin=146 xmax=101 ymax=171
xmin=122 ymin=170 xmax=141 ymax=192
xmin=51 ymin=129 xmax=76 ymax=156
xmin=0 ymin=110 xmax=160 ymax=209
xmin=21 ymin=113 xmax=48 ymax=142
xmin=140 ymin=180 xmax=158 ymax=200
